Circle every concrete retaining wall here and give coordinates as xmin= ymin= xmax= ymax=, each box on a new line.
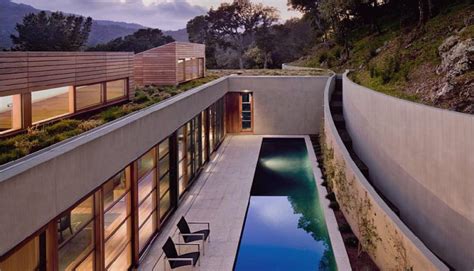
xmin=342 ymin=73 xmax=474 ymax=270
xmin=228 ymin=76 xmax=327 ymax=135
xmin=323 ymin=76 xmax=448 ymax=270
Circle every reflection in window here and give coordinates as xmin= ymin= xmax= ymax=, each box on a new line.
xmin=106 ymin=79 xmax=126 ymax=101
xmin=104 ymin=219 xmax=131 ymax=269
xmin=138 ymin=148 xmax=157 ymax=254
xmin=103 ymin=170 xmax=130 ymax=210
xmin=138 ymin=149 xmax=155 ymax=180
xmin=32 ymin=87 xmax=70 ymax=124
xmin=76 ymin=83 xmax=102 ymax=110
xmin=58 ymin=195 xmax=95 ymax=271
xmin=241 ymin=93 xmax=252 ymax=131
xmin=0 ymin=94 xmax=21 ymax=134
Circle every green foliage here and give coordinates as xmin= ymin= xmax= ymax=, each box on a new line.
xmin=0 ymin=75 xmax=219 ymax=166
xmin=11 ymin=11 xmax=92 ymax=51
xmin=88 ymin=28 xmax=174 ymax=53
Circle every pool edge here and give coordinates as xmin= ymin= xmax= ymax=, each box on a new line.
xmin=304 ymin=135 xmax=352 ymax=271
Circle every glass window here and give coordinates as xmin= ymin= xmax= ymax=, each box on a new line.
xmin=32 ymin=87 xmax=70 ymax=124
xmin=0 ymin=94 xmax=21 ymax=133
xmin=139 ymin=216 xmax=156 ymax=252
xmin=160 ymin=190 xmax=171 ymax=221
xmin=58 ymin=195 xmax=95 ymax=271
xmin=0 ymin=234 xmax=44 ymax=270
xmin=76 ymin=83 xmax=102 ymax=110
xmin=104 ymin=218 xmax=131 ymax=269
xmin=138 ymin=171 xmax=155 ymax=204
xmin=137 ymin=149 xmax=156 ymax=180
xmin=106 ymin=79 xmax=126 ymax=101
xmin=103 ymin=170 xmax=130 ymax=211
xmin=104 ymin=194 xmax=130 ymax=239
xmin=241 ymin=93 xmax=252 ymax=131
xmin=159 ymin=173 xmax=170 ymax=196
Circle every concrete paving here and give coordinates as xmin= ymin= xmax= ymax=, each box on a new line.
xmin=139 ymin=135 xmax=261 ymax=271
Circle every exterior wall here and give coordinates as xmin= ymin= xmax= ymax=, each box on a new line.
xmin=228 ymin=76 xmax=327 ymax=135
xmin=342 ymin=73 xmax=474 ymax=269
xmin=133 ymin=42 xmax=205 ymax=86
xmin=0 ymin=51 xmax=133 ymax=96
xmin=324 ymin=76 xmax=448 ymax=270
xmin=0 ymin=77 xmax=228 ymax=257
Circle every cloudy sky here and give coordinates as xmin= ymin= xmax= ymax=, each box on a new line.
xmin=13 ymin=0 xmax=302 ymax=30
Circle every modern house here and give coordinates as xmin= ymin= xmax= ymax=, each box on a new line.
xmin=0 ymin=60 xmax=472 ymax=270
xmin=0 ymin=52 xmax=134 ymax=136
xmin=134 ymin=42 xmax=206 ymax=86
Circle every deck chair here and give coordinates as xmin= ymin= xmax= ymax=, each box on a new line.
xmin=177 ymin=216 xmax=210 ymax=255
xmin=162 ymin=237 xmax=200 ymax=270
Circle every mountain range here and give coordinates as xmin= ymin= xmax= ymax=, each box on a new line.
xmin=0 ymin=0 xmax=188 ymax=49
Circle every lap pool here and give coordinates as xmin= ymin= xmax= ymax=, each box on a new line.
xmin=234 ymin=138 xmax=336 ymax=271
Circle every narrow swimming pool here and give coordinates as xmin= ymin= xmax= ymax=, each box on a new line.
xmin=234 ymin=138 xmax=336 ymax=271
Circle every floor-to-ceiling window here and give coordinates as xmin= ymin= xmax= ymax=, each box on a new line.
xmin=201 ymin=110 xmax=208 ymax=164
xmin=241 ymin=93 xmax=253 ymax=132
xmin=178 ymin=126 xmax=186 ymax=196
xmin=0 ymin=94 xmax=21 ymax=134
xmin=158 ymin=138 xmax=172 ymax=221
xmin=137 ymin=149 xmax=158 ymax=254
xmin=103 ymin=169 xmax=132 ymax=270
xmin=58 ymin=195 xmax=95 ymax=271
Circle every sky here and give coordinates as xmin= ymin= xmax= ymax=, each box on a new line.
xmin=12 ymin=0 xmax=302 ymax=30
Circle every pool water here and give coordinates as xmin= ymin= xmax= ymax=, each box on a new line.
xmin=234 ymin=138 xmax=336 ymax=271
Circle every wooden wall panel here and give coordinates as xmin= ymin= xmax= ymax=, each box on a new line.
xmin=0 ymin=52 xmax=134 ymax=97
xmin=225 ymin=92 xmax=241 ymax=133
xmin=133 ymin=42 xmax=206 ymax=86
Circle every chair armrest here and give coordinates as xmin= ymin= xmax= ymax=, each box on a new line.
xmin=180 ymin=233 xmax=205 ymax=237
xmin=188 ymin=221 xmax=210 ymax=230
xmin=166 ymin=258 xmax=194 ymax=265
xmin=175 ymin=243 xmax=200 ymax=252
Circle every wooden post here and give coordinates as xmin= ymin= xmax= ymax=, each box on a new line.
xmin=19 ymin=93 xmax=31 ymax=129
xmin=45 ymin=221 xmax=58 ymax=271
xmin=94 ymin=191 xmax=105 ymax=271
xmin=129 ymin=163 xmax=140 ymax=268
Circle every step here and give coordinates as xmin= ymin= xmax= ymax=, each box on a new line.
xmin=330 ymin=101 xmax=343 ymax=114
xmin=337 ymin=129 xmax=352 ymax=148
xmin=332 ymin=114 xmax=345 ymax=129
xmin=348 ymin=150 xmax=370 ymax=179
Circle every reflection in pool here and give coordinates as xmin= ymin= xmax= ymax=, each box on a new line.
xmin=234 ymin=138 xmax=336 ymax=271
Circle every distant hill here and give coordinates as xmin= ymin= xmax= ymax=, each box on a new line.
xmin=0 ymin=0 xmax=188 ymax=49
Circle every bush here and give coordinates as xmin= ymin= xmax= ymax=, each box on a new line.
xmin=78 ymin=119 xmax=103 ymax=132
xmin=45 ymin=119 xmax=81 ymax=134
xmin=319 ymin=52 xmax=328 ymax=63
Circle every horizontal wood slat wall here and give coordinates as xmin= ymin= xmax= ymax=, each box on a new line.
xmin=134 ymin=42 xmax=205 ymax=86
xmin=0 ymin=52 xmax=134 ymax=97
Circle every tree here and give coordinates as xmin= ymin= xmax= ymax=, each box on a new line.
xmin=254 ymin=27 xmax=276 ymax=69
xmin=187 ymin=15 xmax=218 ymax=68
xmin=11 ymin=11 xmax=92 ymax=51
xmin=88 ymin=28 xmax=174 ymax=53
xmin=207 ymin=0 xmax=279 ymax=69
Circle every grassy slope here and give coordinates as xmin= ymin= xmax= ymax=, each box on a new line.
xmin=295 ymin=2 xmax=473 ymax=104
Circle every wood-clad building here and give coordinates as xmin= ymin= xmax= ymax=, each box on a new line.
xmin=0 ymin=51 xmax=134 ymax=136
xmin=134 ymin=42 xmax=205 ymax=86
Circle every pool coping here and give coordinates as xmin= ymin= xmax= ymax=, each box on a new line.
xmin=304 ymin=135 xmax=352 ymax=271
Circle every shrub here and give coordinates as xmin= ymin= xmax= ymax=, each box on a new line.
xmin=78 ymin=119 xmax=103 ymax=132
xmin=45 ymin=119 xmax=81 ymax=134
xmin=319 ymin=52 xmax=328 ymax=63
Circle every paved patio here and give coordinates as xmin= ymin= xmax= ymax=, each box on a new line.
xmin=138 ymin=134 xmax=350 ymax=271
xmin=139 ymin=135 xmax=262 ymax=271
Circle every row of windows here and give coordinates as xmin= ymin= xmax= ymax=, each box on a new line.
xmin=0 ymin=79 xmax=128 ymax=135
xmin=0 ymin=97 xmax=226 ymax=271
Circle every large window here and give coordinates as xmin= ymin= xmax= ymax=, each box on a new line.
xmin=137 ymin=149 xmax=158 ymax=253
xmin=103 ymin=169 xmax=132 ymax=270
xmin=75 ymin=83 xmax=103 ymax=111
xmin=106 ymin=79 xmax=127 ymax=101
xmin=58 ymin=195 xmax=95 ymax=271
xmin=201 ymin=110 xmax=208 ymax=163
xmin=32 ymin=87 xmax=70 ymax=124
xmin=0 ymin=94 xmax=21 ymax=134
xmin=158 ymin=138 xmax=172 ymax=221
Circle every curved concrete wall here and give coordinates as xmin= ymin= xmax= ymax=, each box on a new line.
xmin=342 ymin=73 xmax=474 ymax=269
xmin=323 ymin=76 xmax=448 ymax=270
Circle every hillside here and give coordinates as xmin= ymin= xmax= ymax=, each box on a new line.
xmin=294 ymin=2 xmax=473 ymax=114
xmin=0 ymin=0 xmax=187 ymax=49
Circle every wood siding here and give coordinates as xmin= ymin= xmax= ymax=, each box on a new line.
xmin=134 ymin=42 xmax=205 ymax=86
xmin=0 ymin=52 xmax=134 ymax=99
xmin=225 ymin=92 xmax=241 ymax=133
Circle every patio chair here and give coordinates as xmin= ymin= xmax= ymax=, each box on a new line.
xmin=177 ymin=216 xmax=210 ymax=255
xmin=162 ymin=237 xmax=200 ymax=270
